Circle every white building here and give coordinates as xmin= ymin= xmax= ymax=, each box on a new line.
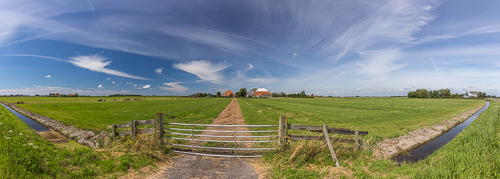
xmin=469 ymin=91 xmax=478 ymax=98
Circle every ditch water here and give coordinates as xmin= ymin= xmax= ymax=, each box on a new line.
xmin=392 ymin=101 xmax=490 ymax=164
xmin=1 ymin=103 xmax=51 ymax=132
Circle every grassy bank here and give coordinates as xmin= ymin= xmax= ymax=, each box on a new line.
xmin=0 ymin=105 xmax=167 ymax=178
xmin=238 ymin=97 xmax=484 ymax=140
xmin=8 ymin=98 xmax=232 ymax=133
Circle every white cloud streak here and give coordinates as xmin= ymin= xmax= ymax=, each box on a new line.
xmin=142 ymin=84 xmax=151 ymax=89
xmin=69 ymin=55 xmax=150 ymax=80
xmin=159 ymin=82 xmax=188 ymax=93
xmin=172 ymin=60 xmax=229 ymax=84
xmin=45 ymin=75 xmax=51 ymax=78
xmin=98 ymin=84 xmax=103 ymax=88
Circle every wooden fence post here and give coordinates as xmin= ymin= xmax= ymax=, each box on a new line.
xmin=323 ymin=124 xmax=340 ymax=167
xmin=279 ymin=115 xmax=288 ymax=151
xmin=112 ymin=124 xmax=117 ymax=139
xmin=155 ymin=112 xmax=164 ymax=141
xmin=131 ymin=119 xmax=136 ymax=139
xmin=354 ymin=129 xmax=359 ymax=150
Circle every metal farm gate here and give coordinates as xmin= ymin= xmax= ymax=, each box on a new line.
xmin=163 ymin=122 xmax=279 ymax=158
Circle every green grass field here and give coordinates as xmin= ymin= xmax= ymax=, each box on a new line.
xmin=0 ymin=96 xmax=187 ymax=104
xmin=0 ymin=105 xmax=164 ymax=178
xmin=261 ymin=99 xmax=497 ymax=178
xmin=0 ymin=97 xmax=232 ymax=133
xmin=238 ymin=97 xmax=484 ymax=140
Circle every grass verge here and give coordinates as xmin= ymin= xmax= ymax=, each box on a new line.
xmin=0 ymin=105 xmax=170 ymax=178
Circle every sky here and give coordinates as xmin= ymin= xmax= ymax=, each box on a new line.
xmin=0 ymin=0 xmax=499 ymax=96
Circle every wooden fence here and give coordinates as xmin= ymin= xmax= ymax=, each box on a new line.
xmin=106 ymin=112 xmax=164 ymax=139
xmin=278 ymin=116 xmax=368 ymax=167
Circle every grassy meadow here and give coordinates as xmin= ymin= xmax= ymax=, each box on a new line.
xmin=0 ymin=104 xmax=167 ymax=178
xmin=262 ymin=100 xmax=498 ymax=178
xmin=238 ymin=97 xmax=484 ymax=140
xmin=0 ymin=97 xmax=232 ymax=133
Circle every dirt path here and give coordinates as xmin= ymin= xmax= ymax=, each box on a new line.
xmin=149 ymin=98 xmax=269 ymax=179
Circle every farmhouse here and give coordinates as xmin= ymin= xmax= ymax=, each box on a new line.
xmin=222 ymin=90 xmax=234 ymax=97
xmin=55 ymin=93 xmax=60 ymax=97
xmin=252 ymin=88 xmax=272 ymax=97
xmin=469 ymin=91 xmax=478 ymax=98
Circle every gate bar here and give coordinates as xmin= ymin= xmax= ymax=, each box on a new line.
xmin=164 ymin=122 xmax=278 ymax=127
xmin=165 ymin=136 xmax=277 ymax=143
xmin=167 ymin=143 xmax=276 ymax=150
xmin=166 ymin=128 xmax=278 ymax=133
xmin=173 ymin=150 xmax=263 ymax=158
xmin=166 ymin=132 xmax=276 ymax=138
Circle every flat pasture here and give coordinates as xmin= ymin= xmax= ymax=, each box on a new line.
xmin=3 ymin=97 xmax=232 ymax=133
xmin=0 ymin=96 xmax=185 ymax=104
xmin=238 ymin=97 xmax=484 ymax=140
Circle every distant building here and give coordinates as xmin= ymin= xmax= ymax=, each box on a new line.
xmin=311 ymin=94 xmax=319 ymax=97
xmin=252 ymin=88 xmax=272 ymax=97
xmin=55 ymin=93 xmax=60 ymax=97
xmin=469 ymin=91 xmax=478 ymax=98
xmin=69 ymin=94 xmax=73 ymax=97
xmin=246 ymin=92 xmax=253 ymax=97
xmin=223 ymin=90 xmax=234 ymax=97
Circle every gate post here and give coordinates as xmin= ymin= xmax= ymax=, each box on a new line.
xmin=155 ymin=112 xmax=164 ymax=142
xmin=112 ymin=124 xmax=117 ymax=139
xmin=131 ymin=119 xmax=136 ymax=139
xmin=279 ymin=115 xmax=288 ymax=151
xmin=355 ymin=129 xmax=359 ymax=150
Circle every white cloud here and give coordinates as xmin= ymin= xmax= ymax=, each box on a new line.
xmin=159 ymin=82 xmax=188 ymax=93
xmin=248 ymin=63 xmax=253 ymax=70
xmin=142 ymin=84 xmax=151 ymax=89
xmin=98 ymin=84 xmax=103 ymax=88
xmin=155 ymin=67 xmax=163 ymax=74
xmin=133 ymin=84 xmax=137 ymax=87
xmin=172 ymin=60 xmax=229 ymax=84
xmin=112 ymin=81 xmax=115 ymax=84
xmin=468 ymin=86 xmax=476 ymax=88
xmin=107 ymin=78 xmax=111 ymax=80
xmin=45 ymin=75 xmax=51 ymax=78
xmin=69 ymin=55 xmax=150 ymax=80
xmin=126 ymin=82 xmax=132 ymax=85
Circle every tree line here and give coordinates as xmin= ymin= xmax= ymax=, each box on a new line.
xmin=408 ymin=89 xmax=487 ymax=98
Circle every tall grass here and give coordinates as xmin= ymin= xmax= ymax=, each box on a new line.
xmin=0 ymin=105 xmax=168 ymax=178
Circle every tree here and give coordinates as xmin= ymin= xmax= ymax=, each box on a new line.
xmin=438 ymin=89 xmax=451 ymax=98
xmin=217 ymin=91 xmax=221 ymax=97
xmin=272 ymin=93 xmax=278 ymax=97
xmin=239 ymin=88 xmax=247 ymax=97
xmin=252 ymin=88 xmax=258 ymax=93
xmin=74 ymin=93 xmax=79 ymax=97
xmin=300 ymin=90 xmax=306 ymax=97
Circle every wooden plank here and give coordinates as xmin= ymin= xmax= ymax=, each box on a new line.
xmin=323 ymin=124 xmax=340 ymax=167
xmin=137 ymin=128 xmax=154 ymax=134
xmin=289 ymin=135 xmax=321 ymax=140
xmin=288 ymin=124 xmax=322 ymax=131
xmin=155 ymin=112 xmax=164 ymax=140
xmin=137 ymin=120 xmax=154 ymax=126
xmin=112 ymin=124 xmax=117 ymax=139
xmin=328 ymin=129 xmax=368 ymax=135
xmin=355 ymin=129 xmax=359 ymax=150
xmin=131 ymin=119 xmax=136 ymax=138
xmin=288 ymin=124 xmax=350 ymax=132
xmin=118 ymin=131 xmax=132 ymax=136
xmin=279 ymin=116 xmax=287 ymax=151
xmin=289 ymin=135 xmax=358 ymax=143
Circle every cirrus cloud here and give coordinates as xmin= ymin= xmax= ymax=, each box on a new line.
xmin=158 ymin=82 xmax=188 ymax=93
xmin=172 ymin=60 xmax=229 ymax=84
xmin=69 ymin=54 xmax=150 ymax=80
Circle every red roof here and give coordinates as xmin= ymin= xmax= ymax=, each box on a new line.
xmin=253 ymin=91 xmax=272 ymax=96
xmin=223 ymin=90 xmax=234 ymax=96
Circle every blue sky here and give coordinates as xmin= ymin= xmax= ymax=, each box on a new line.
xmin=1 ymin=0 xmax=499 ymax=96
